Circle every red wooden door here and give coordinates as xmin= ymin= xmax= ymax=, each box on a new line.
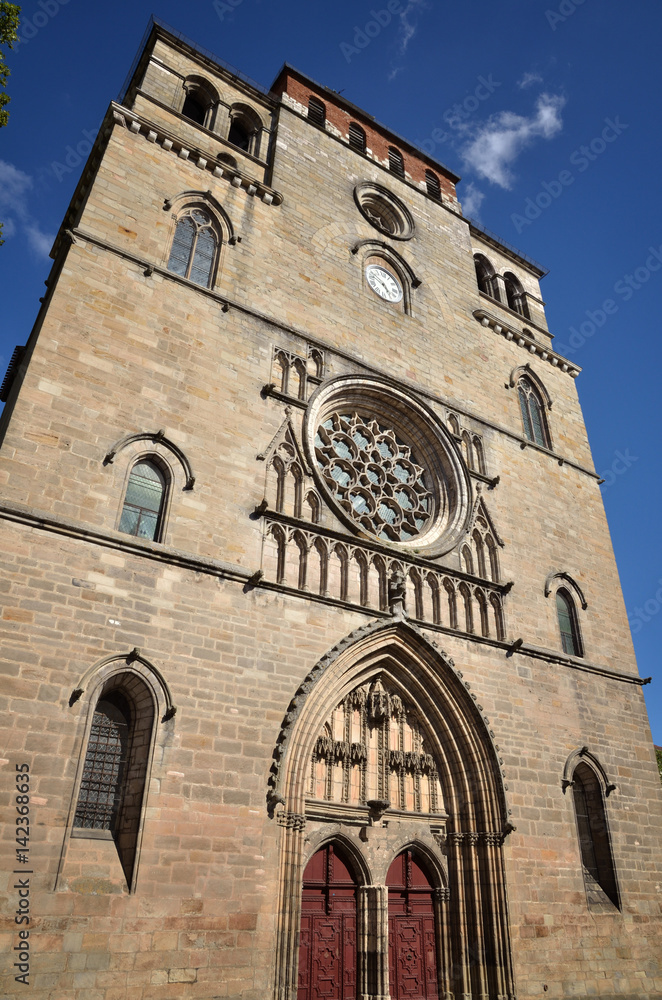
xmin=387 ymin=851 xmax=439 ymax=1000
xmin=298 ymin=844 xmax=357 ymax=1000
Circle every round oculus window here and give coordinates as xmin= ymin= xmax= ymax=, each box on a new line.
xmin=366 ymin=265 xmax=403 ymax=303
xmin=354 ymin=183 xmax=414 ymax=240
xmin=315 ymin=412 xmax=431 ymax=542
xmin=305 ymin=377 xmax=471 ymax=556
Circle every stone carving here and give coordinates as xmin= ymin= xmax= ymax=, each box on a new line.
xmin=308 ymin=675 xmax=443 ymax=814
xmin=314 ymin=411 xmax=433 ymax=543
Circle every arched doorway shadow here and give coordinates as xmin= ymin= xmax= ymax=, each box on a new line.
xmin=271 ymin=619 xmax=515 ymax=1000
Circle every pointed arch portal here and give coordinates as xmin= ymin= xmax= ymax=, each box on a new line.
xmin=272 ymin=620 xmax=515 ymax=1000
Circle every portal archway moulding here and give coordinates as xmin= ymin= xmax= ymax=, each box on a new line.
xmin=270 ymin=618 xmax=516 ymax=1000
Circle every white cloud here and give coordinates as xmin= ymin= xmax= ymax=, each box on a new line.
xmin=388 ymin=0 xmax=426 ymax=80
xmin=461 ymin=183 xmax=485 ymax=221
xmin=460 ymin=94 xmax=565 ymax=189
xmin=25 ymin=224 xmax=54 ymax=257
xmin=398 ymin=1 xmax=420 ymax=52
xmin=0 ymin=159 xmax=54 ymax=258
xmin=518 ymin=72 xmax=543 ymax=90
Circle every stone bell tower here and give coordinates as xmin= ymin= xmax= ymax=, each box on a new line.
xmin=0 ymin=16 xmax=660 ymax=1000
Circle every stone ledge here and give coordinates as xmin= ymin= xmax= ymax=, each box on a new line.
xmin=0 ymin=499 xmax=252 ymax=584
xmin=474 ymin=307 xmax=581 ymax=378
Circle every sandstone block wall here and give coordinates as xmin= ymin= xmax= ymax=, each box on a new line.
xmin=1 ymin=21 xmax=660 ymax=1000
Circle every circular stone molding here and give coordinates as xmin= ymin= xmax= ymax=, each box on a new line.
xmin=304 ymin=376 xmax=471 ymax=556
xmin=354 ymin=182 xmax=414 ymax=240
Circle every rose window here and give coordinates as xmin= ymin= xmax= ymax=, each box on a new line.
xmin=314 ymin=412 xmax=432 ymax=542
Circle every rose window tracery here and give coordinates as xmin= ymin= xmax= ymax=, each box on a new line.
xmin=314 ymin=412 xmax=433 ymax=542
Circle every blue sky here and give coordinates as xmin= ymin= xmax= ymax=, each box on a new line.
xmin=1 ymin=0 xmax=661 ymax=742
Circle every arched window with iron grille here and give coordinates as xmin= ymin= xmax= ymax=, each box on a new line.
xmin=74 ymin=692 xmax=131 ymax=832
xmin=72 ymin=671 xmax=157 ymax=890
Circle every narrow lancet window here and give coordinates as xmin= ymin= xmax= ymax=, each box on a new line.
xmin=518 ymin=377 xmax=549 ymax=447
xmin=556 ymin=588 xmax=582 ymax=656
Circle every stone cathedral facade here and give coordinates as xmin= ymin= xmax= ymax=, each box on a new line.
xmin=1 ymin=18 xmax=661 ymax=1000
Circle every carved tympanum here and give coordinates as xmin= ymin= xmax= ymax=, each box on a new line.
xmin=309 ymin=676 xmax=443 ymax=814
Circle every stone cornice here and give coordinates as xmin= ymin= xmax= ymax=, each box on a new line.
xmin=474 ymin=307 xmax=581 ymax=379
xmin=110 ymin=101 xmax=283 ymax=205
xmin=0 ymin=499 xmax=251 ymax=585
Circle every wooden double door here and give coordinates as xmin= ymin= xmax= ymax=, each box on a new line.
xmin=298 ymin=845 xmax=438 ymax=1000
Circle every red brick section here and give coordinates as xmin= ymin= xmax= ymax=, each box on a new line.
xmin=271 ymin=67 xmax=458 ymax=203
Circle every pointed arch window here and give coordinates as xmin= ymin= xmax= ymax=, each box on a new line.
xmin=389 ymin=146 xmax=405 ymax=178
xmin=572 ymin=762 xmax=619 ymax=908
xmin=425 ymin=169 xmax=441 ymax=200
xmin=503 ymin=271 xmax=529 ymax=317
xmin=308 ymin=95 xmax=326 ymax=127
xmin=167 ymin=208 xmax=218 ymax=287
xmin=227 ymin=103 xmax=262 ymax=156
xmin=556 ymin=588 xmax=582 ymax=656
xmin=119 ymin=459 xmax=167 ymax=541
xmin=72 ymin=672 xmax=157 ymax=890
xmin=518 ymin=377 xmax=549 ymax=447
xmin=474 ymin=254 xmax=499 ymax=300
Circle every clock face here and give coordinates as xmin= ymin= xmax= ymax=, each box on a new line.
xmin=365 ymin=265 xmax=403 ymax=303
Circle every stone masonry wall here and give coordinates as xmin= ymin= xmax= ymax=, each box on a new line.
xmin=1 ymin=26 xmax=660 ymax=1000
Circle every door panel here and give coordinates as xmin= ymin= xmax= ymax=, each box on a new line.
xmin=298 ymin=845 xmax=357 ymax=1000
xmin=387 ymin=851 xmax=439 ymax=1000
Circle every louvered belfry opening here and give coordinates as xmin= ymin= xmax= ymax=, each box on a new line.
xmin=389 ymin=147 xmax=405 ymax=178
xmin=349 ymin=122 xmax=366 ymax=153
xmin=425 ymin=170 xmax=441 ymax=200
xmin=308 ymin=96 xmax=326 ymax=128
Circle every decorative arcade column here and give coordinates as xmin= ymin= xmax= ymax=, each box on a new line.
xmin=358 ymin=884 xmax=390 ymax=1000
